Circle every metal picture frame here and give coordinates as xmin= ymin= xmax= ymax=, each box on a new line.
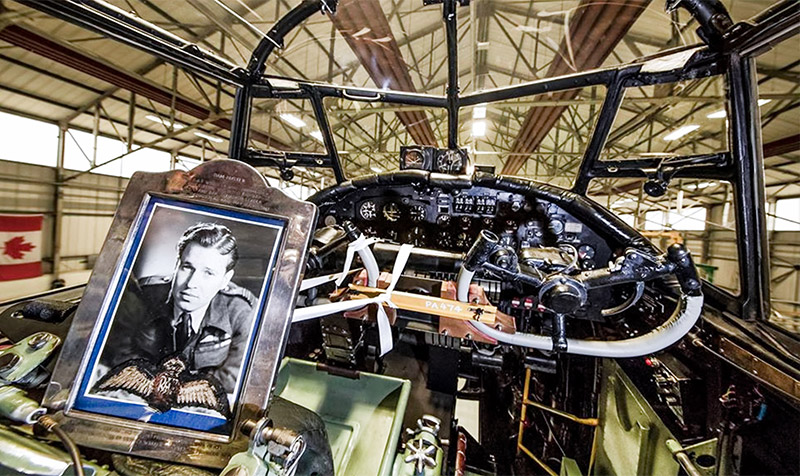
xmin=42 ymin=160 xmax=317 ymax=467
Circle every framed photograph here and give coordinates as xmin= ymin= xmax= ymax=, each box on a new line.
xmin=43 ymin=160 xmax=317 ymax=467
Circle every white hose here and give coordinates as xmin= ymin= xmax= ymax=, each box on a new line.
xmin=456 ymin=267 xmax=704 ymax=358
xmin=356 ymin=240 xmax=379 ymax=287
xmin=456 ymin=267 xmax=475 ymax=302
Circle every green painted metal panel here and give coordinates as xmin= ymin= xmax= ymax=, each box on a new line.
xmin=275 ymin=358 xmax=411 ymax=476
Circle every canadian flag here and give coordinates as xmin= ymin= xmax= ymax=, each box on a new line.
xmin=0 ymin=215 xmax=43 ymax=281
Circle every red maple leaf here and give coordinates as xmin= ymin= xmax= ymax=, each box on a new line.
xmin=4 ymin=236 xmax=35 ymax=260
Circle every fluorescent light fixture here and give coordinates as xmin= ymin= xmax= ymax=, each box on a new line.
xmin=280 ymin=113 xmax=306 ymax=128
xmin=472 ymin=105 xmax=487 ymax=119
xmin=472 ymin=120 xmax=486 ymax=137
xmin=639 ymin=152 xmax=678 ymax=157
xmin=611 ymin=198 xmax=635 ymax=208
xmin=707 ymin=99 xmax=772 ymax=119
xmin=310 ymin=130 xmax=324 ymax=142
xmin=194 ymin=131 xmax=223 ymax=143
xmin=370 ymin=166 xmax=383 ymax=173
xmin=145 ymin=114 xmax=183 ymax=129
xmin=663 ymin=124 xmax=700 ymax=141
xmin=694 ymin=181 xmax=715 ymax=189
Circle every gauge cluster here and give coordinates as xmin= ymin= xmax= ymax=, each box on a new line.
xmin=400 ymin=145 xmax=469 ymax=174
xmin=321 ymin=184 xmax=612 ymax=269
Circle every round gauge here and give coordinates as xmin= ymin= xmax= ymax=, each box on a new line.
xmin=437 ymin=232 xmax=453 ymax=249
xmin=548 ymin=219 xmax=564 ymax=235
xmin=437 ymin=214 xmax=451 ymax=225
xmin=359 ymin=200 xmax=377 ymax=221
xmin=459 ymin=216 xmax=472 ymax=230
xmin=499 ymin=232 xmax=516 ymax=249
xmin=404 ymin=148 xmax=425 ymax=169
xmin=324 ymin=215 xmax=337 ymax=226
xmin=407 ymin=226 xmax=427 ymax=247
xmin=410 ymin=205 xmax=427 ymax=222
xmin=436 ymin=149 xmax=464 ymax=174
xmin=455 ymin=232 xmax=471 ymax=250
xmin=383 ymin=202 xmax=401 ymax=222
xmin=578 ymin=244 xmax=596 ymax=260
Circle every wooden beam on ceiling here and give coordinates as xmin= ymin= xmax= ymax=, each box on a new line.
xmin=328 ymin=0 xmax=438 ymax=146
xmin=763 ymin=133 xmax=800 ymax=158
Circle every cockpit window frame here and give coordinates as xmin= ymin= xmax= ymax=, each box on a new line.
xmin=13 ymin=0 xmax=800 ymax=328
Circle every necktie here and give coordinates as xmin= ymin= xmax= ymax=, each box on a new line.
xmin=175 ymin=312 xmax=193 ymax=350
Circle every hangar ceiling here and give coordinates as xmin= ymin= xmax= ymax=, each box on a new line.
xmin=0 ymin=0 xmax=797 ymax=207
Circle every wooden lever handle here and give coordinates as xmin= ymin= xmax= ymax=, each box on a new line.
xmin=348 ymin=284 xmax=497 ymax=324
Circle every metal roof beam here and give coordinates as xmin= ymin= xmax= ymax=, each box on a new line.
xmin=0 ymin=24 xmax=289 ymax=149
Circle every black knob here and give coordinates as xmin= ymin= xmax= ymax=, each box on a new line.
xmin=644 ymin=179 xmax=668 ymax=197
xmin=541 ymin=283 xmax=584 ymax=314
xmin=280 ymin=168 xmax=295 ymax=181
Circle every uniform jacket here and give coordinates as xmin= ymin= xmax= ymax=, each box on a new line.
xmin=101 ymin=275 xmax=256 ymax=393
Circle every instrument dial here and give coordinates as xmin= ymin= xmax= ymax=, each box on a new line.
xmin=408 ymin=226 xmax=427 ymax=247
xmin=410 ymin=205 xmax=427 ymax=222
xmin=437 ymin=232 xmax=453 ymax=249
xmin=548 ymin=219 xmax=564 ymax=235
xmin=456 ymin=232 xmax=471 ymax=250
xmin=499 ymin=232 xmax=516 ymax=249
xmin=359 ymin=200 xmax=377 ymax=220
xmin=436 ymin=149 xmax=464 ymax=174
xmin=578 ymin=244 xmax=595 ymax=260
xmin=403 ymin=148 xmax=425 ymax=169
xmin=383 ymin=202 xmax=401 ymax=222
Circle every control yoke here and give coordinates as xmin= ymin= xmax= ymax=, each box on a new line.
xmin=457 ymin=230 xmax=703 ymax=355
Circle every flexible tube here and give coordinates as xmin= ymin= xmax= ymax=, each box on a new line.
xmin=456 ymin=266 xmax=704 ymax=358
xmin=37 ymin=415 xmax=85 ymax=476
xmin=356 ymin=239 xmax=379 ymax=288
xmin=455 ymin=267 xmax=475 ymax=302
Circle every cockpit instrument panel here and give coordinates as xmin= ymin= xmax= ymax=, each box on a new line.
xmin=318 ymin=184 xmax=612 ymax=269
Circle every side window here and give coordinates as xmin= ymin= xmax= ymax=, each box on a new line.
xmin=585 ymin=75 xmax=738 ymax=294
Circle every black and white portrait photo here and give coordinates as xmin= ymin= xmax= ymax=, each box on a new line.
xmin=72 ymin=196 xmax=285 ymax=433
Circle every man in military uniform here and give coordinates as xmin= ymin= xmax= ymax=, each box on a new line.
xmin=100 ymin=223 xmax=255 ymax=394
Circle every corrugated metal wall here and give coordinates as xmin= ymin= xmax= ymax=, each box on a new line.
xmin=0 ymin=159 xmax=126 ymax=299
